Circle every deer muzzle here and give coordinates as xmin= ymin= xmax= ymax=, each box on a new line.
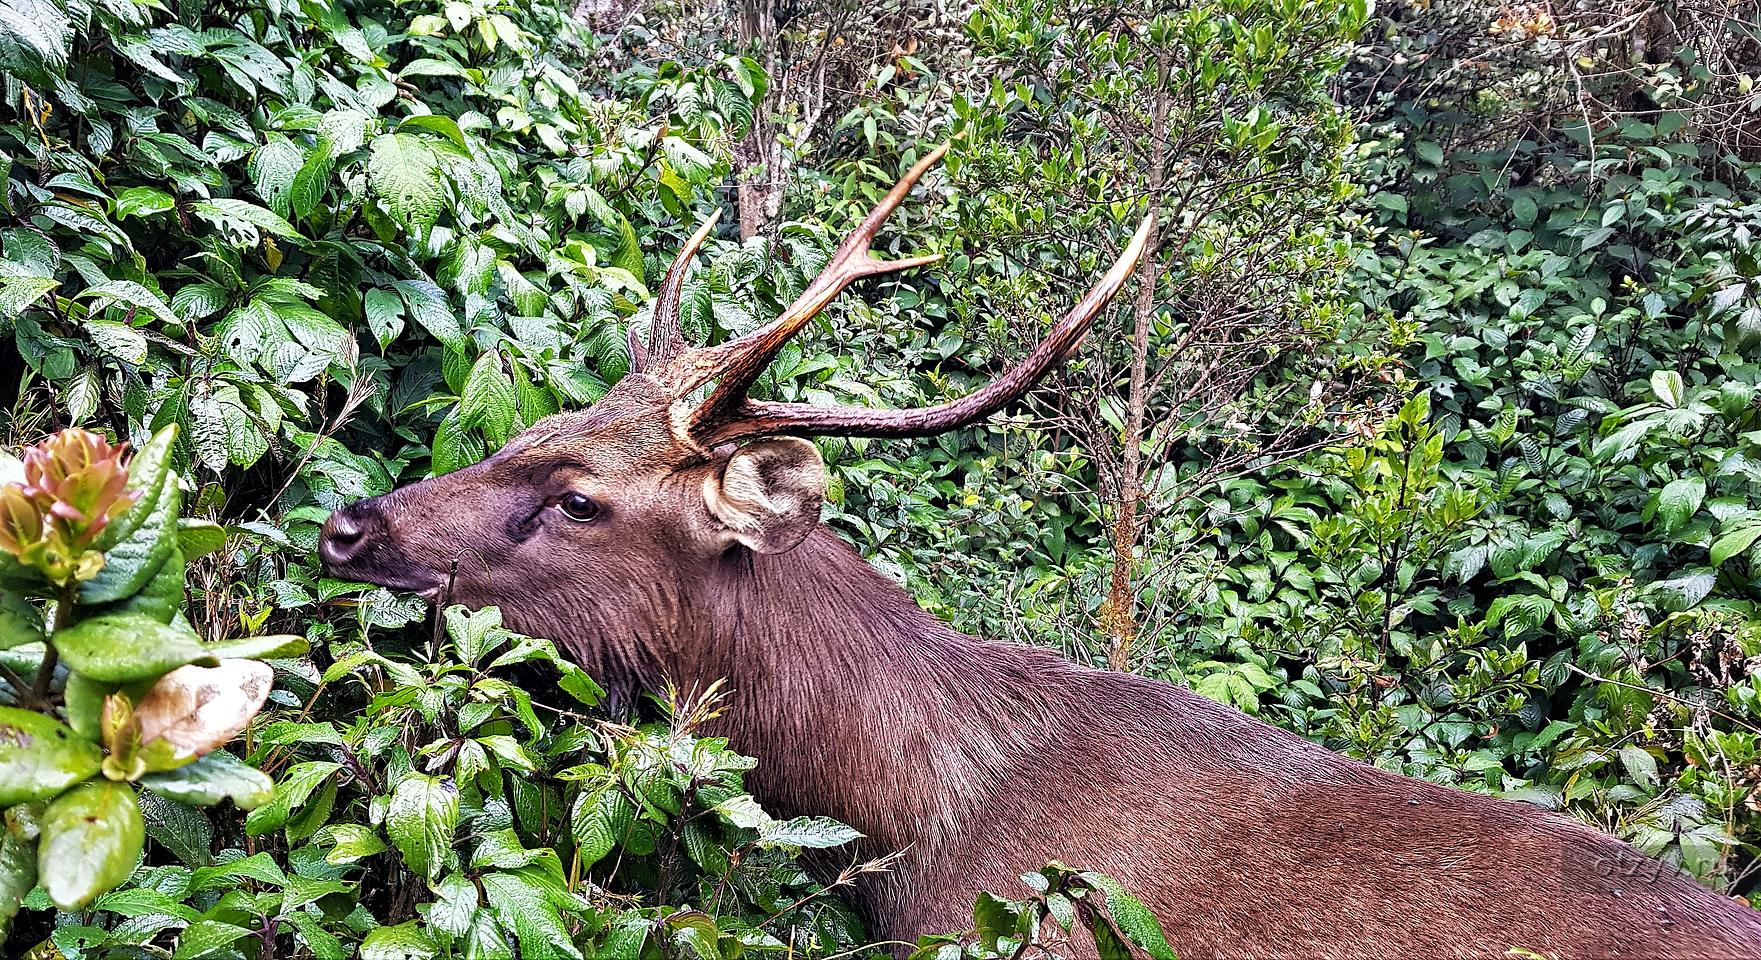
xmin=319 ymin=497 xmax=441 ymax=594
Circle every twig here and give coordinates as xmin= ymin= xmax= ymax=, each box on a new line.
xmin=1562 ymin=663 xmax=1761 ymax=736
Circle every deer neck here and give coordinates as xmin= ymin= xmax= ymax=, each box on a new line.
xmin=663 ymin=526 xmax=1009 ymax=857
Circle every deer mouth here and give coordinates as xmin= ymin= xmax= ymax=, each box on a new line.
xmin=317 ymin=502 xmax=448 ymax=596
xmin=318 ymin=547 xmax=446 ymax=596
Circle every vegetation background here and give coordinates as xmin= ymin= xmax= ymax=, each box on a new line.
xmin=1 ymin=0 xmax=1759 ymax=955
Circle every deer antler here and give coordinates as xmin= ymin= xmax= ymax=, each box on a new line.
xmin=701 ymin=213 xmax=1153 ymax=444
xmin=658 ymin=144 xmax=949 ymax=403
xmin=632 ymin=208 xmax=723 ymax=373
xmin=651 ymin=145 xmax=1155 ymax=448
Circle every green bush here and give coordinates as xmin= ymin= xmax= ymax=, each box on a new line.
xmin=1 ymin=426 xmax=301 ymax=927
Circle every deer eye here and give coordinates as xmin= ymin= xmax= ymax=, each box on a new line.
xmin=557 ymin=492 xmax=601 ymax=522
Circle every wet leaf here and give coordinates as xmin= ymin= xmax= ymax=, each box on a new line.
xmin=203 ymin=633 xmax=307 ymax=661
xmin=0 ymin=705 xmax=103 ymax=807
xmin=53 ymin=612 xmax=213 ymax=682
xmin=94 ymin=544 xmax=186 ymax=624
xmin=38 ymin=780 xmax=144 ymax=910
xmin=139 ymin=750 xmax=275 ymax=809
xmin=82 ymin=425 xmax=179 ymax=604
xmin=0 ymin=827 xmax=36 ymax=936
xmin=175 ymin=519 xmax=228 ymax=562
xmin=385 ymin=773 xmax=458 ymax=880
xmin=1081 ymin=871 xmax=1177 ymax=960
xmin=0 ymin=592 xmax=42 ymax=651
xmin=757 ymin=816 xmax=860 ymax=849
xmin=361 ymin=921 xmax=438 ymax=960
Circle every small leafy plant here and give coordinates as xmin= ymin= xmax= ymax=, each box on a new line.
xmin=241 ymin=602 xmax=875 ymax=958
xmin=914 ymin=864 xmax=1179 ymax=960
xmin=1 ymin=426 xmax=304 ymax=937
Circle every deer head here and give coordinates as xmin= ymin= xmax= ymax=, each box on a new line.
xmin=319 ymin=145 xmax=1151 ymax=692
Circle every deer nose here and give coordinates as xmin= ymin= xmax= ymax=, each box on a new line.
xmin=319 ymin=502 xmax=382 ymax=571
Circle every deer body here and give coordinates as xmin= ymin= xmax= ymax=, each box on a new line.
xmin=670 ymin=531 xmax=1761 ymax=957
xmin=320 ymin=150 xmax=1761 ymax=957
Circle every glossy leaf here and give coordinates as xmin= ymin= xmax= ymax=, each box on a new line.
xmin=37 ymin=780 xmax=144 ymax=910
xmin=385 ymin=773 xmax=458 ymax=880
xmin=0 ymin=706 xmax=103 ymax=807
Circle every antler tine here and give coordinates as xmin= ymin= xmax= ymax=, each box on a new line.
xmin=666 ymin=143 xmax=951 ymax=406
xmin=639 ymin=208 xmax=723 ymax=372
xmin=695 ymin=213 xmax=1157 ymax=446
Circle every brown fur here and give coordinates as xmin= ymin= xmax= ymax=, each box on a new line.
xmin=321 ymin=378 xmax=1761 ymax=958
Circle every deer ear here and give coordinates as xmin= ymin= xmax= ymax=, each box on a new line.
xmin=703 ymin=437 xmax=825 ymax=554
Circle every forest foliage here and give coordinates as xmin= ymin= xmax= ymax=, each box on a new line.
xmin=1 ymin=0 xmax=1759 ymax=955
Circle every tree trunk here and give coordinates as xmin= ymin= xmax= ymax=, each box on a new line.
xmin=736 ymin=0 xmax=782 ymax=240
xmin=1101 ymin=57 xmax=1169 ymax=672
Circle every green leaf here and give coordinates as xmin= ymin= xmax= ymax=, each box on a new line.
xmin=460 ymin=351 xmax=517 ymax=443
xmin=79 ymin=279 xmax=179 ymax=328
xmin=62 ymin=671 xmax=128 ymax=740
xmin=202 ymin=632 xmax=308 ymax=661
xmin=401 ymin=114 xmax=469 ymax=152
xmin=368 ymin=134 xmax=443 ymax=227
xmin=114 ymin=187 xmax=176 ymax=220
xmin=290 ymin=138 xmax=336 ymax=221
xmin=0 ymin=0 xmax=72 ymax=90
xmin=557 ymin=665 xmax=604 ymax=706
xmin=428 ymin=873 xmax=479 ymax=937
xmin=83 ymin=424 xmax=180 ymax=603
xmin=711 ymin=793 xmax=771 ymax=830
xmin=140 ymin=749 xmax=274 ymax=809
xmin=52 ymin=613 xmax=213 ymax=682
xmin=1618 ymin=745 xmax=1659 ymax=787
xmin=361 ymin=921 xmax=438 ymax=960
xmin=316 ymin=822 xmax=387 ymax=863
xmin=480 ymin=870 xmax=582 ymax=960
xmin=1710 ymin=521 xmax=1761 ymax=566
xmin=190 ymin=850 xmax=287 ymax=889
xmin=1655 ymin=477 xmax=1705 ymax=535
xmin=758 ymin=816 xmax=860 ymax=849
xmin=1193 ymin=669 xmax=1260 ymax=712
xmin=613 ymin=215 xmax=644 ymax=282
xmin=38 ymin=780 xmax=144 ymax=910
xmin=99 ymin=543 xmax=186 ymax=624
xmin=0 ymin=275 xmax=58 ymax=319
xmin=0 ymin=591 xmax=43 ymax=651
xmin=191 ymin=198 xmax=302 ymax=242
xmin=0 ymin=827 xmax=38 ymax=936
xmin=365 ymin=287 xmax=405 ymax=349
xmin=176 ymin=519 xmax=228 ymax=562
xmin=1649 ymin=369 xmax=1684 ymax=408
xmin=84 ymin=319 xmax=149 ymax=363
xmin=393 ymin=279 xmax=464 ymax=350
xmin=137 ymin=788 xmax=216 ymax=867
xmin=285 ymin=911 xmax=347 ymax=960
xmin=171 ymin=282 xmax=229 ymax=321
xmin=1080 ymin=871 xmax=1177 ymax=960
xmin=249 ymin=139 xmax=305 ymax=219
xmin=0 ymin=705 xmax=103 ymax=807
xmin=1511 ymin=195 xmax=1537 ymax=226
xmin=444 ymin=604 xmax=509 ymax=664
xmin=97 ymin=423 xmax=176 ymax=553
xmin=1649 ymin=572 xmax=1716 ymax=611
xmin=92 ymin=884 xmax=201 ymax=920
xmin=571 ymin=784 xmax=633 ymax=869
xmin=386 ymin=773 xmax=459 ymax=880
xmin=173 ymin=919 xmax=258 ymax=959
xmin=246 ymin=760 xmax=342 ymax=836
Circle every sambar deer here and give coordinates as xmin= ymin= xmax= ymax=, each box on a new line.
xmin=321 ymin=146 xmax=1761 ymax=958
